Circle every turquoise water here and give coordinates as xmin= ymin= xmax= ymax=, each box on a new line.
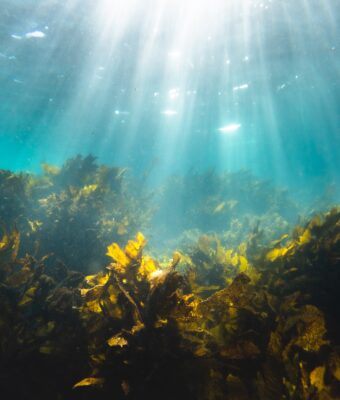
xmin=0 ymin=0 xmax=339 ymax=190
xmin=1 ymin=4 xmax=340 ymax=399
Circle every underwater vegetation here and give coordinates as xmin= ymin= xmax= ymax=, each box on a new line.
xmin=153 ymin=169 xmax=305 ymax=252
xmin=0 ymin=209 xmax=339 ymax=399
xmin=0 ymin=156 xmax=340 ymax=399
xmin=0 ymin=155 xmax=313 ymax=269
xmin=0 ymin=155 xmax=153 ymax=273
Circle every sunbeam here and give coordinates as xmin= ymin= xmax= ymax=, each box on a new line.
xmin=0 ymin=2 xmax=340 ymax=398
xmin=0 ymin=0 xmax=339 ymax=182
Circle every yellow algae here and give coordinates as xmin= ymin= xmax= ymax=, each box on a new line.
xmin=266 ymin=247 xmax=288 ymax=262
xmin=107 ymin=335 xmax=128 ymax=347
xmin=125 ymin=232 xmax=146 ymax=259
xmin=238 ymin=256 xmax=249 ymax=273
xmin=107 ymin=242 xmax=130 ymax=267
xmin=73 ymin=377 xmax=104 ymax=388
xmin=138 ymin=256 xmax=158 ymax=278
xmin=19 ymin=286 xmax=37 ymax=306
xmin=310 ymin=366 xmax=325 ymax=391
xmin=298 ymin=228 xmax=312 ymax=246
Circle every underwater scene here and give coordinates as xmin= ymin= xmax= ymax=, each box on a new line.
xmin=0 ymin=0 xmax=340 ymax=399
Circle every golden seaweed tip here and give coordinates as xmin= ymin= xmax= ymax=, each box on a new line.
xmin=73 ymin=377 xmax=105 ymax=389
xmin=106 ymin=232 xmax=146 ymax=265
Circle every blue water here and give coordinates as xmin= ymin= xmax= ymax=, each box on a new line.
xmin=1 ymin=4 xmax=340 ymax=398
xmin=0 ymin=0 xmax=339 ymax=194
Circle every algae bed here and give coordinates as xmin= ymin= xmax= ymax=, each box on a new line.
xmin=0 ymin=155 xmax=339 ymax=400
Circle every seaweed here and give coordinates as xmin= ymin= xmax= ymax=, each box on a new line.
xmin=153 ymin=169 xmax=299 ymax=246
xmin=0 ymin=159 xmax=340 ymax=399
xmin=1 ymin=156 xmax=153 ymax=273
xmin=0 ymin=170 xmax=30 ymax=230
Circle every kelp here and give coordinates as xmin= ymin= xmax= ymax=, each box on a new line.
xmin=255 ymin=208 xmax=340 ymax=399
xmin=0 ymin=159 xmax=340 ymax=399
xmin=0 ymin=155 xmax=153 ymax=273
xmin=0 ymin=170 xmax=30 ymax=230
xmin=153 ymin=169 xmax=300 ymax=247
xmin=260 ymin=208 xmax=340 ymax=320
xmin=179 ymin=234 xmax=260 ymax=299
xmin=0 ymin=208 xmax=339 ymax=399
xmin=0 ymin=156 xmax=311 ymax=271
xmin=73 ymin=233 xmax=272 ymax=399
xmin=0 ymin=228 xmax=87 ymax=399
